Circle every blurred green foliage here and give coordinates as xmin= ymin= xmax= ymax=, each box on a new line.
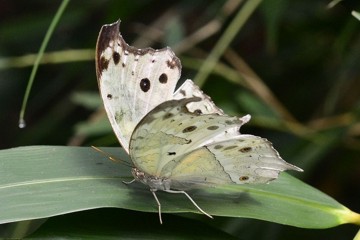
xmin=0 ymin=0 xmax=359 ymax=239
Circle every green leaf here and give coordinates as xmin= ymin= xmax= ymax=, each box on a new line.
xmin=29 ymin=209 xmax=238 ymax=239
xmin=0 ymin=146 xmax=359 ymax=229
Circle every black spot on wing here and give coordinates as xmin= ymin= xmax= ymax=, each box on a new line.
xmin=182 ymin=126 xmax=197 ymax=133
xmin=179 ymin=90 xmax=186 ymax=96
xmin=239 ymin=147 xmax=252 ymax=153
xmin=239 ymin=176 xmax=249 ymax=181
xmin=163 ymin=113 xmax=174 ymax=120
xmin=166 ymin=59 xmax=179 ymax=69
xmin=159 ymin=73 xmax=168 ymax=84
xmin=207 ymin=125 xmax=219 ymax=130
xmin=100 ymin=57 xmax=109 ymax=71
xmin=113 ymin=52 xmax=120 ymax=65
xmin=140 ymin=78 xmax=151 ymax=92
xmin=194 ymin=109 xmax=202 ymax=115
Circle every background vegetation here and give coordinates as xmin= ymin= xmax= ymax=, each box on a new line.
xmin=0 ymin=0 xmax=359 ymax=239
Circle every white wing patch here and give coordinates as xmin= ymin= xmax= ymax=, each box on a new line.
xmin=174 ymin=80 xmax=224 ymax=115
xmin=96 ymin=21 xmax=222 ymax=154
xmin=96 ymin=21 xmax=181 ymax=153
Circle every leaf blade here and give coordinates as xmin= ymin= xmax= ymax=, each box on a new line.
xmin=0 ymin=146 xmax=359 ymax=228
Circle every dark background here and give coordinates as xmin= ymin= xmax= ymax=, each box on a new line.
xmin=0 ymin=0 xmax=359 ymax=239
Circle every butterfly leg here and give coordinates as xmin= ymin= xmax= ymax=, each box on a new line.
xmin=122 ymin=179 xmax=136 ymax=185
xmin=150 ymin=189 xmax=163 ymax=224
xmin=164 ymin=189 xmax=213 ymax=220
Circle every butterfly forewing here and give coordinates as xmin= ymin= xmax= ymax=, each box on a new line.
xmin=96 ymin=20 xmax=181 ymax=153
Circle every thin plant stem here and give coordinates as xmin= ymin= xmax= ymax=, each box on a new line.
xmin=18 ymin=0 xmax=70 ymax=128
xmin=193 ymin=0 xmax=262 ymax=87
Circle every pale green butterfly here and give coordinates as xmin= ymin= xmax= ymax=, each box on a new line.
xmin=96 ymin=20 xmax=303 ymax=224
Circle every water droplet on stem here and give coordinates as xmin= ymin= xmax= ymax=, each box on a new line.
xmin=19 ymin=119 xmax=26 ymax=128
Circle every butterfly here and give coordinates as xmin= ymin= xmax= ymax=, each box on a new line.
xmin=95 ymin=20 xmax=303 ymax=224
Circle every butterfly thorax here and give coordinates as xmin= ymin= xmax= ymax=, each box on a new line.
xmin=131 ymin=168 xmax=171 ymax=191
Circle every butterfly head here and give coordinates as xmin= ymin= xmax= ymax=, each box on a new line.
xmin=131 ymin=168 xmax=171 ymax=191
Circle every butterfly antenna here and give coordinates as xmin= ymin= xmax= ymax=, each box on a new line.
xmin=91 ymin=146 xmax=133 ymax=168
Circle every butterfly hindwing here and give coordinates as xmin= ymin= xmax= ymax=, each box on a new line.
xmin=168 ymin=135 xmax=298 ymax=188
xmin=129 ymin=98 xmax=241 ymax=175
xmin=129 ymin=97 xmax=301 ymax=188
xmin=174 ymin=80 xmax=224 ymax=115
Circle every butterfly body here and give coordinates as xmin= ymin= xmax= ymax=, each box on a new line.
xmin=131 ymin=168 xmax=171 ymax=191
xmin=96 ymin=20 xmax=303 ymax=224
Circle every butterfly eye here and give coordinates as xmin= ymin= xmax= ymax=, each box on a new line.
xmin=107 ymin=94 xmax=113 ymax=100
xmin=239 ymin=176 xmax=249 ymax=181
